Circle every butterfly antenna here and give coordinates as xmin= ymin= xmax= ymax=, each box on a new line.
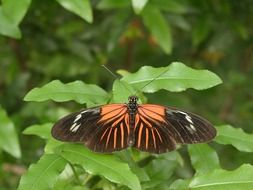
xmin=102 ymin=65 xmax=119 ymax=79
xmin=101 ymin=65 xmax=134 ymax=95
xmin=135 ymin=67 xmax=169 ymax=95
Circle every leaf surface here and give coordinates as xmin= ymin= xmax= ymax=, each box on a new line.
xmin=121 ymin=62 xmax=222 ymax=93
xmin=131 ymin=0 xmax=148 ymax=13
xmin=0 ymin=7 xmax=21 ymax=38
xmin=215 ymin=125 xmax=253 ymax=152
xmin=189 ymin=164 xmax=253 ymax=190
xmin=58 ymin=144 xmax=141 ymax=190
xmin=24 ymin=80 xmax=108 ymax=105
xmin=112 ymin=79 xmax=135 ymax=103
xmin=2 ymin=0 xmax=31 ymax=25
xmin=171 ymin=164 xmax=253 ymax=190
xmin=56 ymin=0 xmax=93 ymax=23
xmin=18 ymin=154 xmax=67 ymax=190
xmin=188 ymin=144 xmax=220 ymax=174
xmin=141 ymin=5 xmax=172 ymax=54
xmin=23 ymin=123 xmax=53 ymax=139
xmin=0 ymin=106 xmax=21 ymax=158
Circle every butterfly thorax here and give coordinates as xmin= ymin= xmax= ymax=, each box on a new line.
xmin=127 ymin=96 xmax=138 ymax=113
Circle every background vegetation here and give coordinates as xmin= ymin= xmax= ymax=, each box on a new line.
xmin=1 ymin=0 xmax=253 ymax=189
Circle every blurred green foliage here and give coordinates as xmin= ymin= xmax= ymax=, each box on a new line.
xmin=1 ymin=0 xmax=253 ymax=189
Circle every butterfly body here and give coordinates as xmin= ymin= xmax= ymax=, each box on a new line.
xmin=52 ymin=96 xmax=216 ymax=154
xmin=127 ymin=96 xmax=139 ymax=146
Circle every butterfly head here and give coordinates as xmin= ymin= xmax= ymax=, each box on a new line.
xmin=128 ymin=96 xmax=139 ymax=104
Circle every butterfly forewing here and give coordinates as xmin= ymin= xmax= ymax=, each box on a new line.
xmin=133 ymin=104 xmax=216 ymax=154
xmin=51 ymin=104 xmax=130 ymax=153
xmin=165 ymin=107 xmax=216 ymax=144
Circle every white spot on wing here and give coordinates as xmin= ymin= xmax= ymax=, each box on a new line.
xmin=70 ymin=123 xmax=81 ymax=132
xmin=72 ymin=124 xmax=81 ymax=132
xmin=74 ymin=114 xmax=82 ymax=123
xmin=177 ymin=110 xmax=186 ymax=115
xmin=81 ymin=108 xmax=100 ymax=114
xmin=185 ymin=115 xmax=193 ymax=124
xmin=70 ymin=123 xmax=77 ymax=131
xmin=174 ymin=110 xmax=196 ymax=133
xmin=81 ymin=110 xmax=89 ymax=114
xmin=186 ymin=124 xmax=196 ymax=134
xmin=176 ymin=110 xmax=194 ymax=124
xmin=190 ymin=124 xmax=196 ymax=130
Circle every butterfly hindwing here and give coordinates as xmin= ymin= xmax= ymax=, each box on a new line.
xmin=134 ymin=104 xmax=216 ymax=154
xmin=51 ymin=104 xmax=130 ymax=153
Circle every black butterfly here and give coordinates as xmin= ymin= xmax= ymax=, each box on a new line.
xmin=52 ymin=95 xmax=216 ymax=154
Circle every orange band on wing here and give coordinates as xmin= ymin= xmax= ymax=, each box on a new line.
xmin=99 ymin=104 xmax=127 ymax=123
xmin=134 ymin=114 xmax=140 ymax=132
xmin=145 ymin=128 xmax=149 ymax=149
xmin=125 ymin=114 xmax=130 ymax=135
xmin=106 ymin=128 xmax=113 ymax=148
xmin=101 ymin=104 xmax=126 ymax=115
xmin=138 ymin=104 xmax=166 ymax=123
xmin=137 ymin=123 xmax=144 ymax=148
xmin=154 ymin=128 xmax=163 ymax=143
xmin=120 ymin=123 xmax=124 ymax=148
xmin=113 ymin=128 xmax=118 ymax=149
xmin=139 ymin=115 xmax=152 ymax=128
xmin=112 ymin=114 xmax=125 ymax=127
xmin=151 ymin=129 xmax=156 ymax=149
xmin=100 ymin=127 xmax=110 ymax=142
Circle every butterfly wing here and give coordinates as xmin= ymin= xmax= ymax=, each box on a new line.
xmin=51 ymin=104 xmax=130 ymax=153
xmin=134 ymin=104 xmax=216 ymax=154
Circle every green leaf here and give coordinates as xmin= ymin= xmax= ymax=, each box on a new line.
xmin=23 ymin=123 xmax=53 ymax=139
xmin=171 ymin=164 xmax=253 ymax=190
xmin=188 ymin=144 xmax=220 ymax=174
xmin=0 ymin=7 xmax=21 ymax=38
xmin=189 ymin=164 xmax=253 ymax=190
xmin=121 ymin=62 xmax=222 ymax=93
xmin=115 ymin=150 xmax=150 ymax=182
xmin=0 ymin=106 xmax=21 ymax=158
xmin=215 ymin=125 xmax=253 ymax=152
xmin=56 ymin=0 xmax=93 ymax=23
xmin=45 ymin=139 xmax=63 ymax=154
xmin=18 ymin=154 xmax=67 ymax=190
xmin=112 ymin=79 xmax=135 ymax=103
xmin=143 ymin=158 xmax=178 ymax=189
xmin=58 ymin=144 xmax=141 ymax=190
xmin=24 ymin=80 xmax=108 ymax=106
xmin=170 ymin=179 xmax=191 ymax=190
xmin=2 ymin=0 xmax=31 ymax=25
xmin=141 ymin=5 xmax=172 ymax=54
xmin=112 ymin=79 xmax=147 ymax=104
xmin=131 ymin=0 xmax=148 ymax=14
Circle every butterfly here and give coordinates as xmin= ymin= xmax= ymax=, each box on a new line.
xmin=52 ymin=95 xmax=216 ymax=154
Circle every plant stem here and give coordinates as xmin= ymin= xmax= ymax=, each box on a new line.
xmin=69 ymin=162 xmax=82 ymax=186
